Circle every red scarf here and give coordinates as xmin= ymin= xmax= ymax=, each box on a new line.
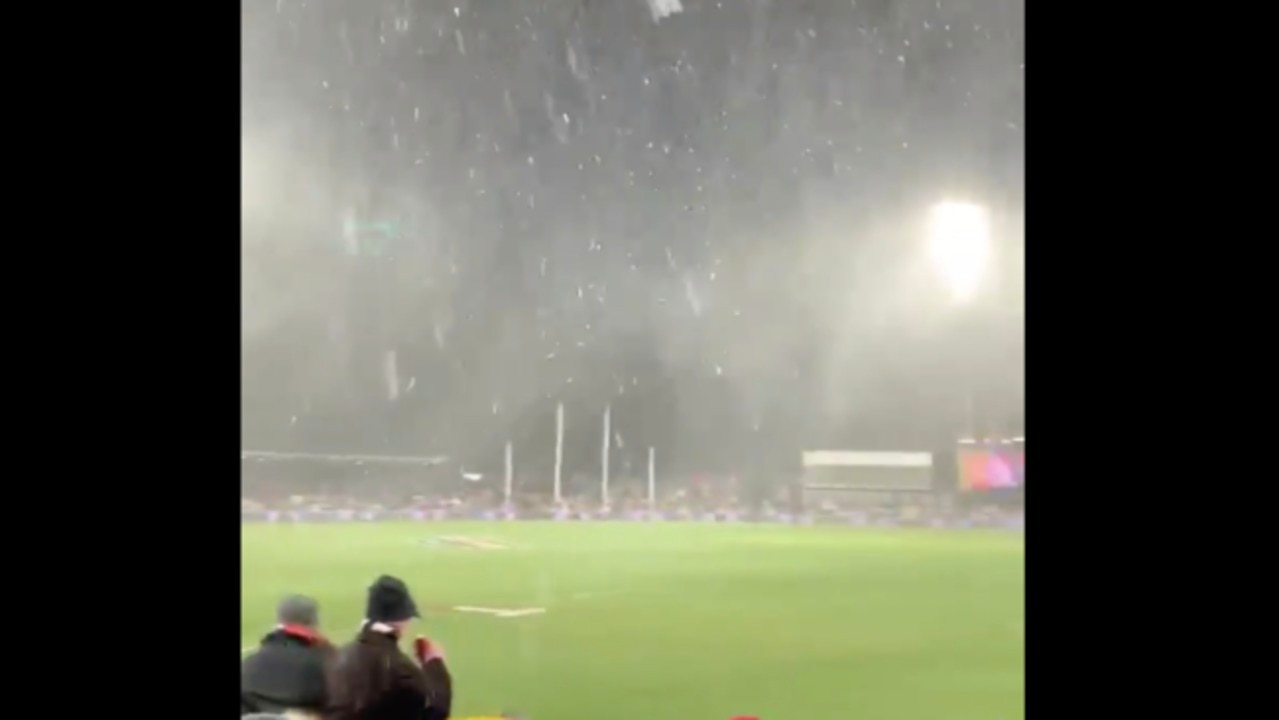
xmin=278 ymin=623 xmax=326 ymax=644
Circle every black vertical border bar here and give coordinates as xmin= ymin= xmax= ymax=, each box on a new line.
xmin=34 ymin=0 xmax=244 ymax=705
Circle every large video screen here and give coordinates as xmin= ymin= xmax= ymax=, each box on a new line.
xmin=958 ymin=447 xmax=1025 ymax=491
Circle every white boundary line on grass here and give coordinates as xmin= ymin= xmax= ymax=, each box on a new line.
xmin=417 ymin=535 xmax=530 ymax=551
xmin=453 ymin=605 xmax=546 ymax=618
xmin=497 ymin=608 xmax=546 ymax=618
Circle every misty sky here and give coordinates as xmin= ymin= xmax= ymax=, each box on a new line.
xmin=240 ymin=0 xmax=1024 ymax=474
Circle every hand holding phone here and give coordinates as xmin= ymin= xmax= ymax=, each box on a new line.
xmin=414 ymin=635 xmax=446 ymax=664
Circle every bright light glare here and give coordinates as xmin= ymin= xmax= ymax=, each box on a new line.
xmin=928 ymin=201 xmax=991 ymax=303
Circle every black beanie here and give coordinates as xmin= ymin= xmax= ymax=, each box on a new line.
xmin=366 ymin=575 xmax=420 ymax=623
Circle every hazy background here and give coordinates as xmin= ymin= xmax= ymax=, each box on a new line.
xmin=240 ymin=0 xmax=1024 ymax=479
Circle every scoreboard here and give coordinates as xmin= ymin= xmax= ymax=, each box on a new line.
xmin=956 ymin=439 xmax=1025 ymax=492
xmin=801 ymin=450 xmax=934 ymax=492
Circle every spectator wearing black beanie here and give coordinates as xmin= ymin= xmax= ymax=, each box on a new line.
xmin=327 ymin=576 xmax=453 ymax=720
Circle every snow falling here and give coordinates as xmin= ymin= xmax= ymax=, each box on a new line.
xmin=241 ymin=0 xmax=1024 ymax=466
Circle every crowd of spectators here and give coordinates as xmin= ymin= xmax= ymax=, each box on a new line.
xmin=242 ymin=465 xmax=1022 ymax=529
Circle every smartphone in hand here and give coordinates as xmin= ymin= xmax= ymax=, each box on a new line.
xmin=414 ymin=635 xmax=445 ymax=663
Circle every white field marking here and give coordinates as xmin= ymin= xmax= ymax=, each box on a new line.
xmin=453 ymin=605 xmax=546 ymax=618
xmin=477 ymin=535 xmax=530 ymax=550
xmin=436 ymin=535 xmax=517 ymax=550
xmin=498 ymin=608 xmax=547 ymax=618
xmin=417 ymin=536 xmax=529 ymax=551
xmin=241 ymin=646 xmax=255 ymax=655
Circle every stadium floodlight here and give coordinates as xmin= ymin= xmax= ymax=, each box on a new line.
xmin=927 ymin=201 xmax=991 ymax=303
xmin=645 ymin=0 xmax=684 ymax=22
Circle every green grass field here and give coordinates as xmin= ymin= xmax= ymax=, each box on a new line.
xmin=242 ymin=522 xmax=1023 ymax=720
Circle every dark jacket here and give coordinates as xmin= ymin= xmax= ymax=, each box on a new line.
xmin=242 ymin=626 xmax=336 ymax=715
xmin=326 ymin=625 xmax=452 ymax=720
